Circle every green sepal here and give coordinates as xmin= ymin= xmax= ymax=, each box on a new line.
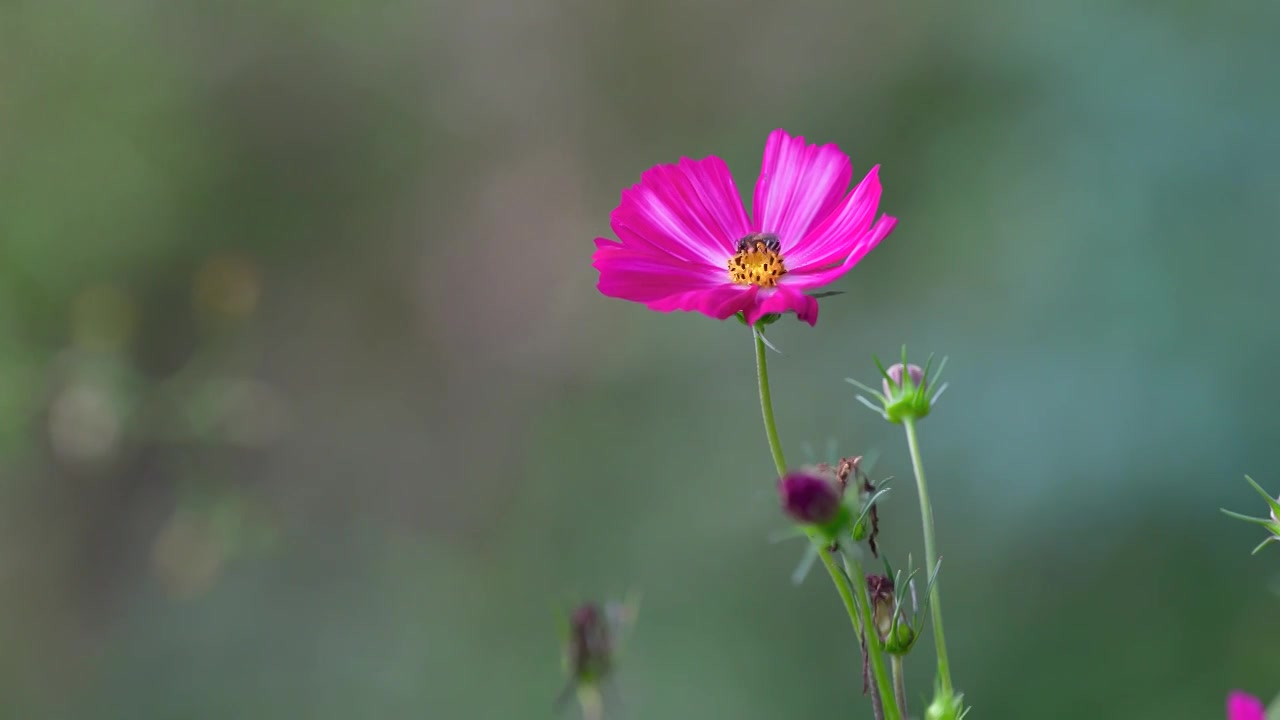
xmin=926 ymin=684 xmax=968 ymax=720
xmin=735 ymin=311 xmax=782 ymax=327
xmin=1244 ymin=475 xmax=1280 ymax=519
xmin=883 ymin=623 xmax=917 ymax=655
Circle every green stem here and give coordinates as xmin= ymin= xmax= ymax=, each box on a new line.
xmin=891 ymin=655 xmax=908 ymax=716
xmin=843 ymin=552 xmax=901 ymax=720
xmin=577 ymin=685 xmax=603 ymax=720
xmin=903 ymin=416 xmax=953 ymax=695
xmin=753 ymin=329 xmax=787 ymax=477
xmin=752 ymin=329 xmax=899 ymax=719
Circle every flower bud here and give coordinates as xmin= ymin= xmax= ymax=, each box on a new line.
xmin=566 ymin=603 xmax=612 ymax=683
xmin=882 ymin=363 xmax=924 ymax=397
xmin=866 ymin=574 xmax=896 ymax=641
xmin=778 ymin=470 xmax=842 ymax=526
xmin=866 ymin=574 xmax=918 ymax=655
xmin=926 ymin=689 xmax=967 ymax=720
xmin=1221 ymin=476 xmax=1280 ymax=555
xmin=882 ymin=362 xmax=931 ymax=422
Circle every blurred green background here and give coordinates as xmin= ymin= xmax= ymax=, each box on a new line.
xmin=2 ymin=0 xmax=1278 ymax=718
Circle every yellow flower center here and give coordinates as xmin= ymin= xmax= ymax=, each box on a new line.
xmin=727 ymin=233 xmax=787 ymax=287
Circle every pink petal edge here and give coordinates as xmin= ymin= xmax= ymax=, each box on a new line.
xmin=646 ymin=283 xmax=760 ymax=320
xmin=1228 ymin=691 xmax=1266 ymax=720
xmin=611 ymin=156 xmax=750 ymax=267
xmin=781 ymin=214 xmax=898 ymax=290
xmin=743 ymin=285 xmax=819 ymax=327
xmin=753 ymin=129 xmax=853 ymax=253
xmin=593 ymin=238 xmax=727 ymax=303
xmin=785 ymin=166 xmax=883 ymax=270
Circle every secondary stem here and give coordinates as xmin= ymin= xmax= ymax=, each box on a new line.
xmin=577 ymin=686 xmax=603 ymax=720
xmin=753 ymin=329 xmax=900 ymax=719
xmin=903 ymin=416 xmax=953 ymax=695
xmin=843 ymin=553 xmax=901 ymax=720
xmin=891 ymin=656 xmax=908 ymax=716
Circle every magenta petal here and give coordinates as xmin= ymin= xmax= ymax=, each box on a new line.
xmin=783 ymin=214 xmax=897 ymax=290
xmin=744 ymin=285 xmax=819 ymax=327
xmin=786 ymin=166 xmax=883 ymax=270
xmin=611 ymin=156 xmax=750 ymax=266
xmin=753 ymin=129 xmax=853 ymax=252
xmin=1227 ymin=692 xmax=1266 ymax=720
xmin=593 ymin=238 xmax=726 ymax=302
xmin=647 ymin=283 xmax=758 ymax=319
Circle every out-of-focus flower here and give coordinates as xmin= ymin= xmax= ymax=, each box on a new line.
xmin=194 ymin=252 xmax=261 ymax=320
xmin=1227 ymin=691 xmax=1265 ymax=720
xmin=557 ymin=596 xmax=639 ymax=718
xmin=593 ymin=129 xmax=896 ymax=326
xmin=778 ymin=469 xmax=844 ymax=527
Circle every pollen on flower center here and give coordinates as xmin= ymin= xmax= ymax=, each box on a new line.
xmin=727 ymin=233 xmax=787 ymax=287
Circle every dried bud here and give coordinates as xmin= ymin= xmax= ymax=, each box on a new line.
xmin=567 ymin=603 xmax=612 ymax=683
xmin=866 ymin=573 xmax=918 ymax=655
xmin=866 ymin=574 xmax=896 ymax=642
xmin=778 ymin=470 xmax=842 ymax=526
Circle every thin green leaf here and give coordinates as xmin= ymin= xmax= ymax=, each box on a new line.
xmin=931 ymin=382 xmax=950 ymax=405
xmin=854 ymin=394 xmax=888 ymax=418
xmin=845 ymin=377 xmax=883 ymax=398
xmin=919 ymin=353 xmax=936 ymax=392
xmin=791 ymin=543 xmax=819 ymax=585
xmin=1244 ymin=475 xmax=1280 ymax=518
xmin=855 ymin=488 xmax=893 ymax=527
xmin=932 ymin=355 xmax=950 ymax=385
xmin=808 ymin=291 xmax=846 ymax=299
xmin=1220 ymin=508 xmax=1274 ymax=527
xmin=1252 ymin=536 xmax=1278 ymax=555
xmin=873 ymin=355 xmax=892 ymax=384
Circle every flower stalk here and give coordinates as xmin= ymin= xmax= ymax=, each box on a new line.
xmin=904 ymin=416 xmax=953 ymax=695
xmin=891 ymin=656 xmax=908 ymax=716
xmin=754 ymin=328 xmax=900 ymax=719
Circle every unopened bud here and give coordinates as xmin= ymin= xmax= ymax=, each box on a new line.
xmin=1221 ymin=476 xmax=1280 ymax=555
xmin=882 ymin=362 xmax=931 ymax=422
xmin=778 ymin=470 xmax=842 ymax=526
xmin=567 ymin=603 xmax=612 ymax=683
xmin=926 ymin=689 xmax=967 ymax=720
xmin=882 ymin=363 xmax=924 ymax=397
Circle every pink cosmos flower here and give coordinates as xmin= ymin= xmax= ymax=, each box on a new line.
xmin=592 ymin=129 xmax=897 ymax=326
xmin=1228 ymin=691 xmax=1266 ymax=720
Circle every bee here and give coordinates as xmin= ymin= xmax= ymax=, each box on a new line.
xmin=735 ymin=232 xmax=781 ymax=253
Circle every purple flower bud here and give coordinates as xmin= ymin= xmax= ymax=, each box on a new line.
xmin=778 ymin=471 xmax=841 ymax=525
xmin=567 ymin=603 xmax=612 ymax=681
xmin=882 ymin=363 xmax=925 ymax=397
